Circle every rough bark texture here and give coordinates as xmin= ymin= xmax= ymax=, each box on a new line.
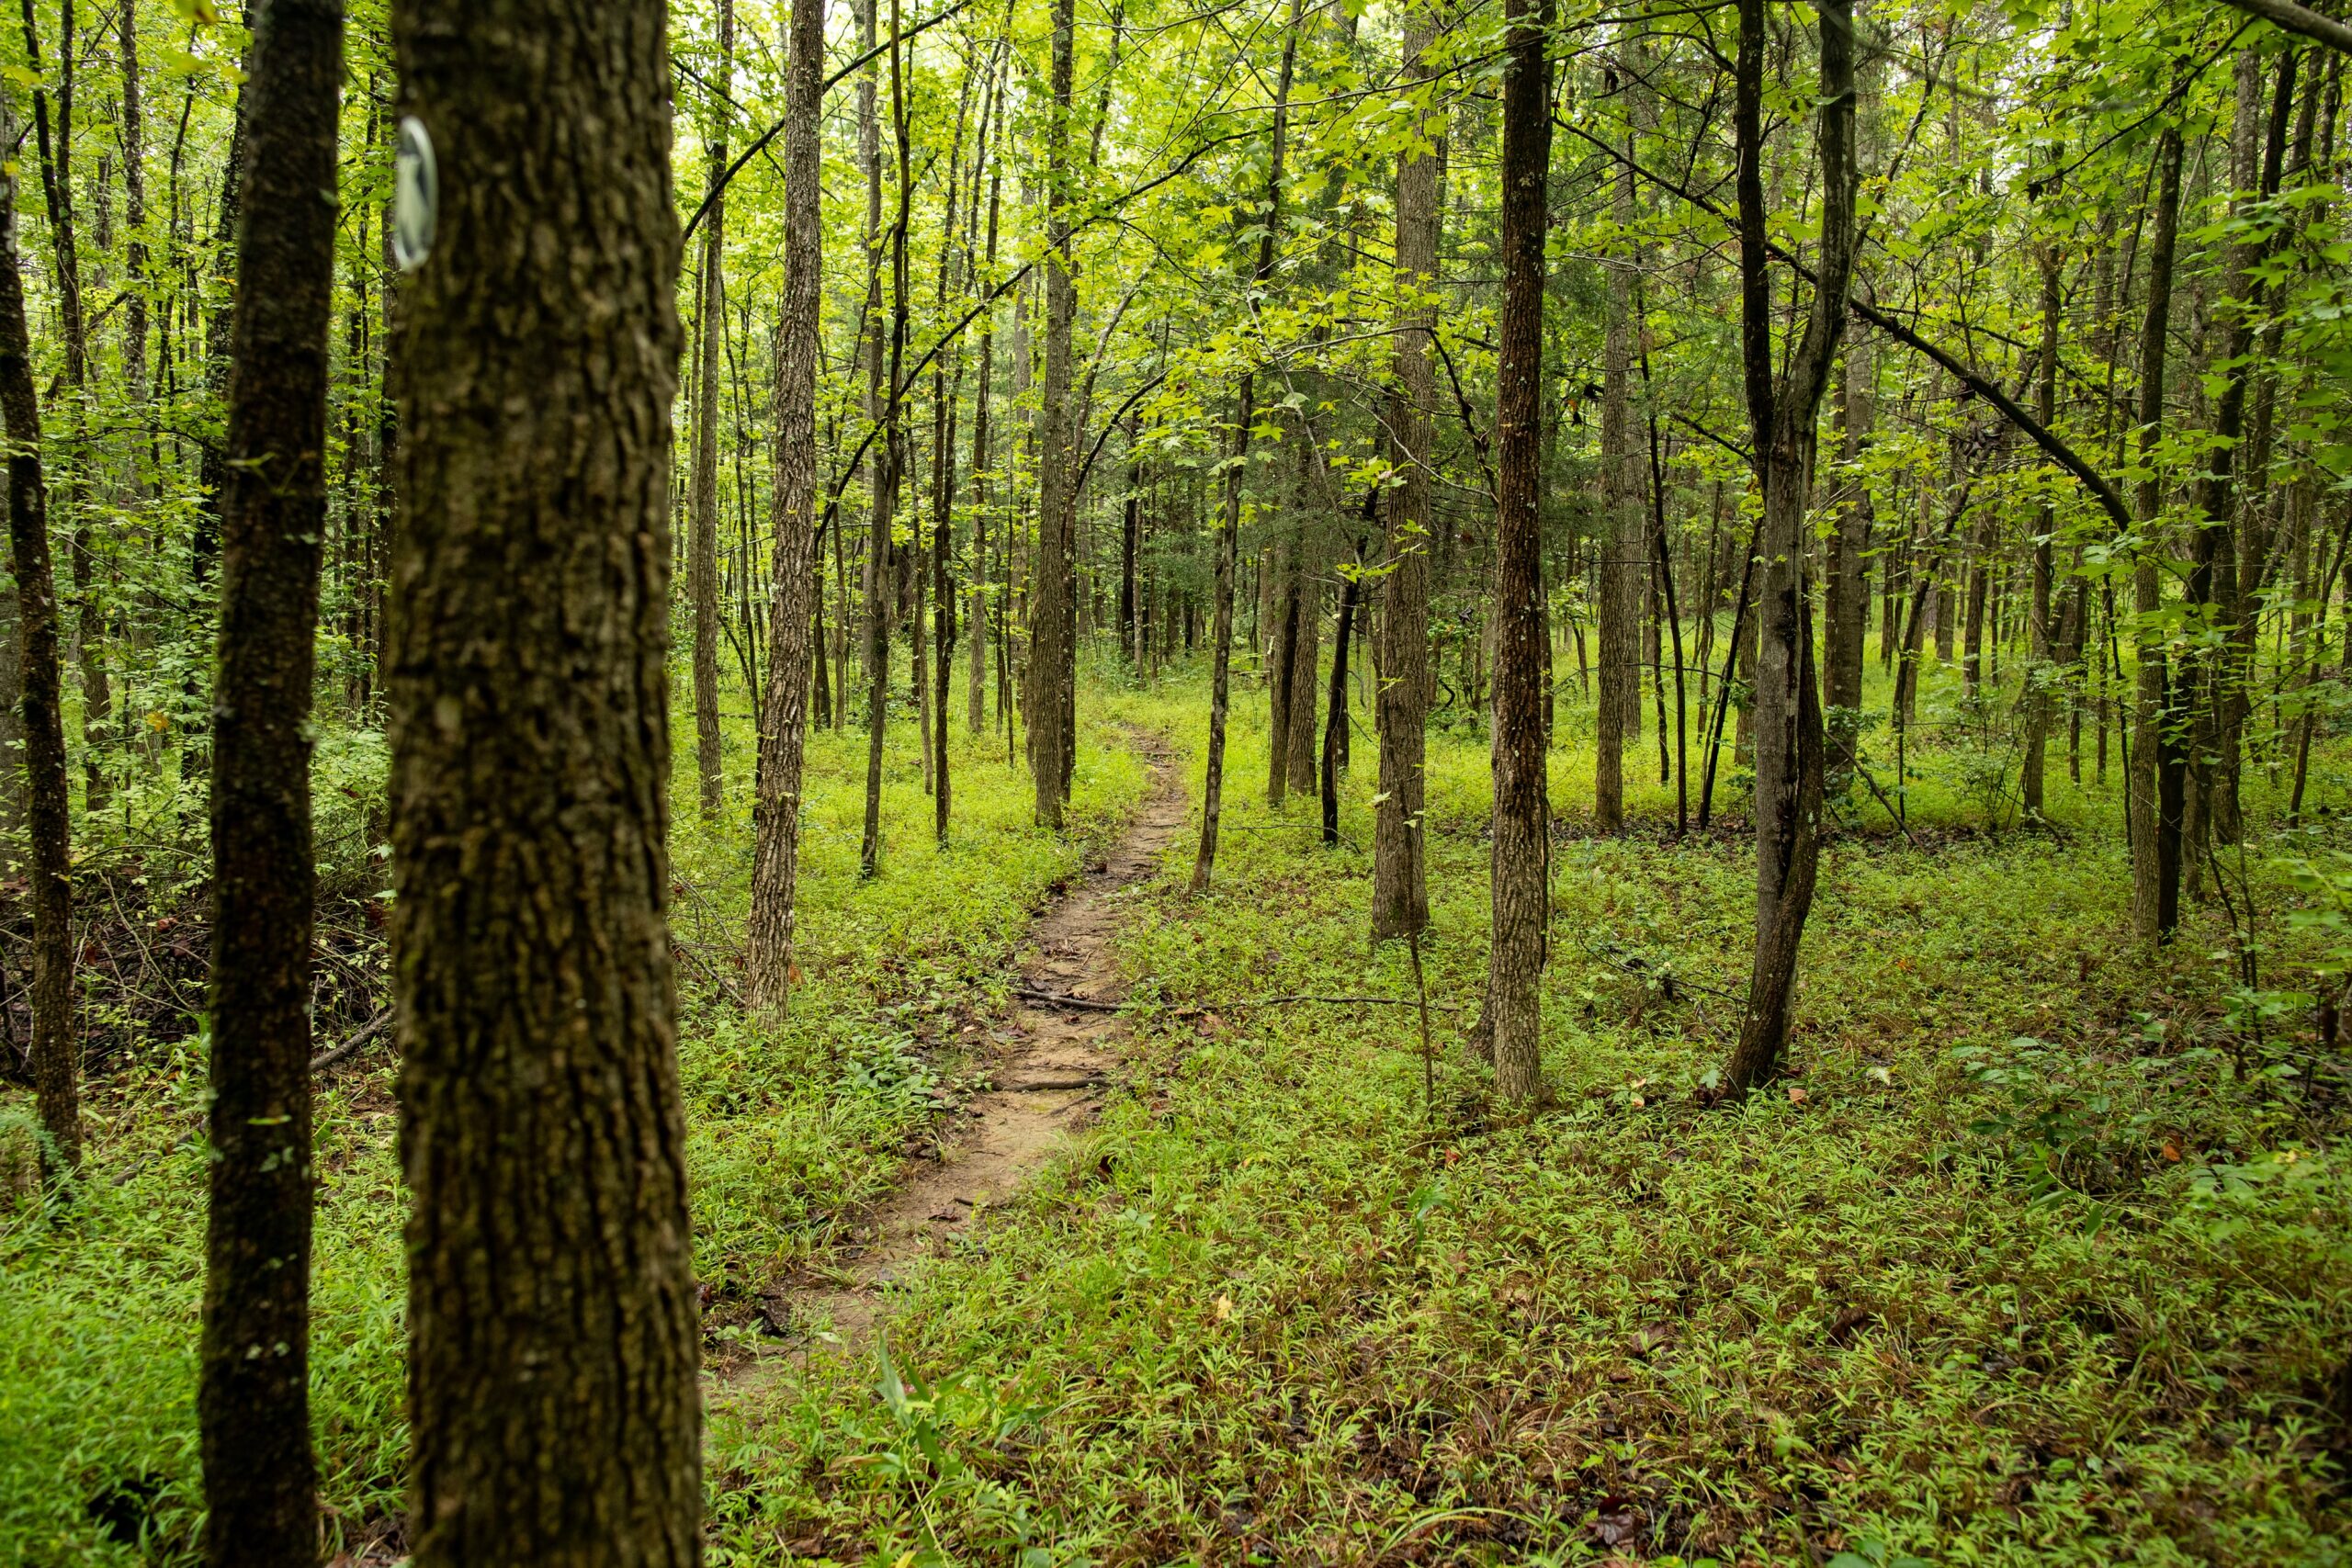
xmin=1487 ymin=0 xmax=1554 ymax=1104
xmin=1724 ymin=0 xmax=1854 ymax=1093
xmin=2129 ymin=126 xmax=2184 ymax=945
xmin=745 ymin=0 xmax=824 ymax=1018
xmin=1372 ymin=4 xmax=1436 ymax=941
xmin=0 ymin=118 xmax=76 ymax=1176
xmin=388 ymin=0 xmax=702 ymax=1559
xmin=1031 ymin=0 xmax=1078 ymax=829
xmin=689 ymin=0 xmax=734 ymax=818
xmin=198 ymin=0 xmax=342 ymax=1557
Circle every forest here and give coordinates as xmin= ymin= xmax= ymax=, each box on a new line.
xmin=1 ymin=0 xmax=2351 ymax=1556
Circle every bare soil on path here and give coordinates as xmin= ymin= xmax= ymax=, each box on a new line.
xmin=725 ymin=730 xmax=1185 ymax=1372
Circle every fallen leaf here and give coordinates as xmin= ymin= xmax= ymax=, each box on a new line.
xmin=1787 ymin=1086 xmax=1808 ymax=1104
xmin=1215 ymin=1293 xmax=1236 ymax=1322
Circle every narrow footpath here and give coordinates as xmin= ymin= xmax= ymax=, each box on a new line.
xmin=740 ymin=730 xmax=1186 ymax=1364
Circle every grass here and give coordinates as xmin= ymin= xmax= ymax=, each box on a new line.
xmin=0 ymin=677 xmax=1147 ymax=1564
xmin=4 ymin=636 xmax=2349 ymax=1564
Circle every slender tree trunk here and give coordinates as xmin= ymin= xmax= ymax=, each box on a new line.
xmin=2021 ymin=243 xmax=2060 ymax=816
xmin=1824 ymin=325 xmax=1874 ymax=768
xmin=198 ymin=0 xmax=341 ymax=1556
xmin=745 ymin=0 xmax=823 ymax=1018
xmin=861 ymin=0 xmax=913 ymax=875
xmin=1596 ymin=48 xmax=1642 ymax=830
xmin=1032 ymin=0 xmax=1078 ymax=829
xmin=1373 ymin=1 xmax=1435 ymax=941
xmin=1120 ymin=413 xmax=1140 ymax=667
xmin=1191 ymin=3 xmax=1296 ymax=893
xmin=688 ymin=0 xmax=733 ymax=817
xmin=1285 ymin=519 xmax=1319 ymax=795
xmin=0 ymin=116 xmax=76 ymax=1177
xmin=1322 ymin=537 xmax=1360 ymax=846
xmin=967 ymin=158 xmax=999 ymax=736
xmin=1487 ymin=0 xmax=1554 ymax=1103
xmin=1724 ymin=0 xmax=1855 ymax=1092
xmin=2130 ymin=125 xmax=2184 ymax=944
xmin=388 ymin=0 xmax=701 ymax=1560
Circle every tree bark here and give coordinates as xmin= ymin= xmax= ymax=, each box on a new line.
xmin=688 ymin=0 xmax=734 ymax=817
xmin=2021 ymin=243 xmax=2060 ymax=816
xmin=1487 ymin=0 xmax=1554 ymax=1103
xmin=1596 ymin=48 xmax=1643 ymax=829
xmin=1373 ymin=1 xmax=1435 ymax=942
xmin=388 ymin=0 xmax=701 ymax=1559
xmin=745 ymin=0 xmax=824 ymax=1018
xmin=0 ymin=110 xmax=77 ymax=1177
xmin=1191 ymin=4 xmax=1296 ymax=894
xmin=1724 ymin=0 xmax=1856 ymax=1093
xmin=1032 ymin=0 xmax=1079 ymax=829
xmin=2129 ymin=125 xmax=2184 ymax=944
xmin=198 ymin=0 xmax=342 ymax=1557
xmin=1823 ymin=325 xmax=1874 ymax=769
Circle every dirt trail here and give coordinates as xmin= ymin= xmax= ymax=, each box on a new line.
xmin=746 ymin=732 xmax=1184 ymax=1359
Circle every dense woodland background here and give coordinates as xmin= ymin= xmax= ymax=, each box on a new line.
xmin=1 ymin=0 xmax=2351 ymax=1558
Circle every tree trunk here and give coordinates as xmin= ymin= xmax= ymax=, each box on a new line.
xmin=688 ymin=0 xmax=733 ymax=817
xmin=0 ymin=112 xmax=77 ymax=1178
xmin=1487 ymin=0 xmax=1554 ymax=1104
xmin=1285 ymin=525 xmax=1319 ymax=796
xmin=1823 ymin=325 xmax=1873 ymax=769
xmin=1724 ymin=0 xmax=1855 ymax=1093
xmin=2130 ymin=125 xmax=2184 ymax=944
xmin=1596 ymin=58 xmax=1642 ymax=830
xmin=1373 ymin=2 xmax=1436 ymax=941
xmin=1120 ymin=413 xmax=1140 ymax=667
xmin=17 ymin=0 xmax=114 ymax=816
xmin=2020 ymin=243 xmax=2060 ymax=817
xmin=1191 ymin=2 xmax=1296 ymax=894
xmin=1031 ymin=0 xmax=1079 ymax=829
xmin=1322 ymin=539 xmax=1359 ymax=847
xmin=745 ymin=0 xmax=823 ymax=1018
xmin=967 ymin=152 xmax=999 ymax=736
xmin=1267 ymin=536 xmax=1295 ymax=806
xmin=198 ymin=0 xmax=342 ymax=1556
xmin=388 ymin=0 xmax=701 ymax=1559
xmin=861 ymin=0 xmax=914 ymax=874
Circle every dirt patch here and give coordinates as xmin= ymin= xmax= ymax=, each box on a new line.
xmin=723 ymin=730 xmax=1185 ymax=1373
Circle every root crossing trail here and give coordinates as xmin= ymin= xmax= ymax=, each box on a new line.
xmin=749 ymin=731 xmax=1184 ymax=1362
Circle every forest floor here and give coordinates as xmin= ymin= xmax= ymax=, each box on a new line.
xmin=721 ymin=728 xmax=1187 ymax=1364
xmin=4 ymin=654 xmax=2352 ymax=1567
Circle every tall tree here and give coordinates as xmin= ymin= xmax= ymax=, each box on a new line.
xmin=15 ymin=0 xmax=111 ymax=814
xmin=2128 ymin=123 xmax=2184 ymax=944
xmin=1486 ymin=0 xmax=1555 ymax=1103
xmin=1372 ymin=0 xmax=1436 ymax=941
xmin=1032 ymin=0 xmax=1079 ymax=829
xmin=1191 ymin=2 xmax=1297 ymax=894
xmin=0 ymin=97 xmax=76 ymax=1177
xmin=388 ymin=0 xmax=702 ymax=1560
xmin=198 ymin=0 xmax=344 ymax=1557
xmin=745 ymin=0 xmax=826 ymax=1017
xmin=1595 ymin=36 xmax=1644 ymax=831
xmin=689 ymin=0 xmax=735 ymax=817
xmin=1723 ymin=0 xmax=1857 ymax=1092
